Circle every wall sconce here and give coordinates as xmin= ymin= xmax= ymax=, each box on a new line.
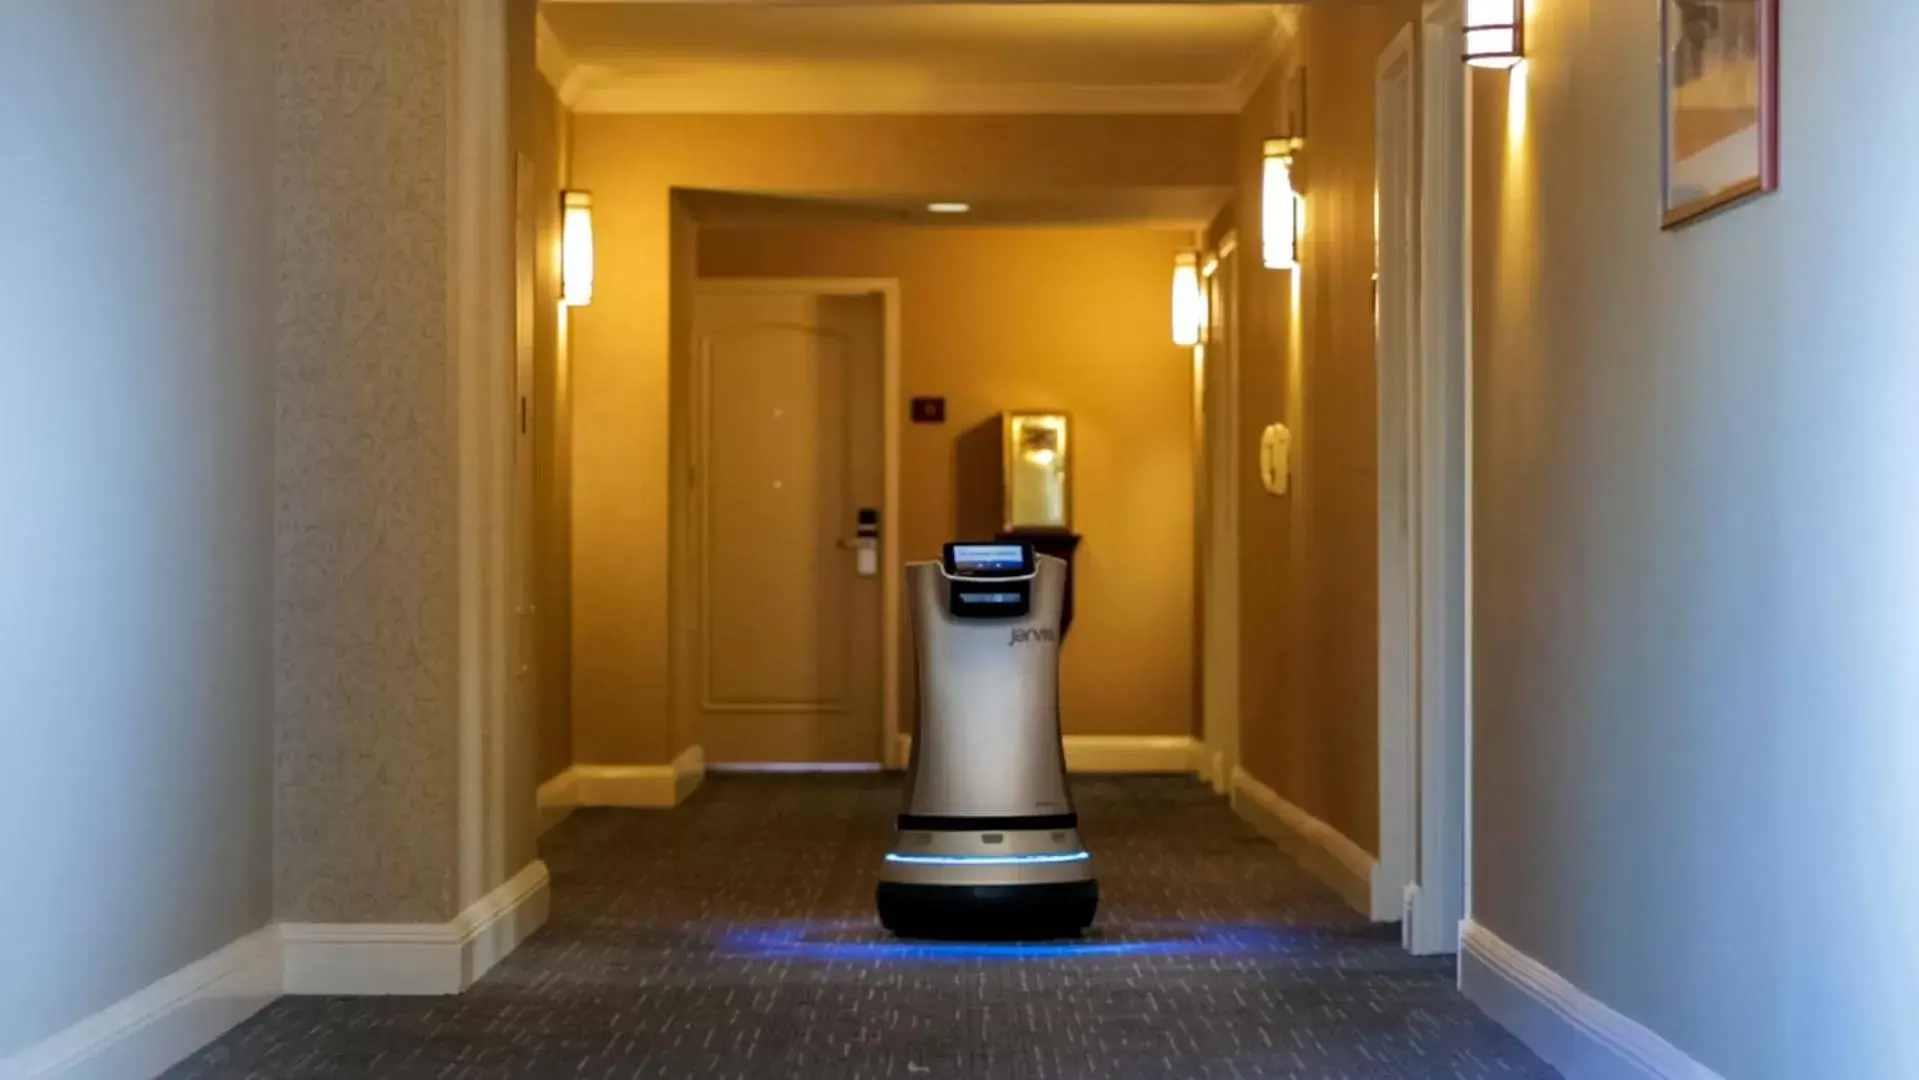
xmin=1464 ymin=0 xmax=1525 ymax=68
xmin=1262 ymin=137 xmax=1304 ymax=271
xmin=1172 ymin=251 xmax=1203 ymax=347
xmin=561 ymin=190 xmax=595 ymax=307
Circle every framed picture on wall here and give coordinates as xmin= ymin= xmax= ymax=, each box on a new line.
xmin=1661 ymin=0 xmax=1779 ymax=228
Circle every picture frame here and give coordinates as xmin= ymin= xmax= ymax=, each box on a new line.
xmin=1660 ymin=0 xmax=1779 ymax=229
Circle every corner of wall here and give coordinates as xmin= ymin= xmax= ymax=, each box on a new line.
xmin=274 ymin=0 xmax=462 ymax=928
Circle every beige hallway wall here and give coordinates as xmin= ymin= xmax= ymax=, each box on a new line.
xmin=701 ymin=226 xmax=1198 ymax=741
xmin=569 ymin=114 xmax=1235 ymax=766
xmin=1228 ymin=1 xmax=1421 ymax=857
xmin=274 ymin=0 xmax=464 ymax=923
xmin=1470 ymin=2 xmax=1919 ymax=1076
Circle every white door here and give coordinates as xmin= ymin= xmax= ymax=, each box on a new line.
xmin=692 ymin=289 xmax=885 ymax=765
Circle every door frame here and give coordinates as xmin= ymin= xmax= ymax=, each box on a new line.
xmin=1375 ymin=24 xmax=1422 ymax=929
xmin=1197 ymin=235 xmax=1243 ymax=794
xmin=1375 ymin=1 xmax=1474 ymax=956
xmin=450 ymin=0 xmax=520 ymax=910
xmin=1413 ymin=0 xmax=1472 ymax=957
xmin=675 ymin=278 xmax=904 ymax=769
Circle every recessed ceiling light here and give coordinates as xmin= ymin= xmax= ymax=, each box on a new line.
xmin=926 ymin=202 xmax=971 ymax=214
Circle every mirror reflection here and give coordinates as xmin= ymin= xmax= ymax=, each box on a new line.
xmin=1006 ymin=412 xmax=1070 ymax=531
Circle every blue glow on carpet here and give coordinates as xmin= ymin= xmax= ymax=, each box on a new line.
xmin=720 ymin=919 xmax=1307 ymax=962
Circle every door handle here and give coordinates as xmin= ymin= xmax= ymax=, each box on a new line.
xmin=843 ymin=536 xmax=879 ymax=575
xmin=848 ymin=508 xmax=880 ymax=576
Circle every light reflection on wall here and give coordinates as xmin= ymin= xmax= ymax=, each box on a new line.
xmin=1493 ymin=52 xmax=1544 ymax=459
xmin=1287 ymin=249 xmax=1304 ymax=429
xmin=1507 ymin=59 xmax=1531 ymax=152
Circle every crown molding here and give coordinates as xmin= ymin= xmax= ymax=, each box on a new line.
xmin=541 ymin=3 xmax=1298 ymax=116
xmin=535 ymin=10 xmax=588 ymax=106
xmin=1229 ymin=7 xmax=1298 ymax=110
xmin=568 ymin=76 xmax=1242 ymax=115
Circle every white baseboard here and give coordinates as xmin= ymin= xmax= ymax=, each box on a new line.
xmin=1197 ymin=746 xmax=1232 ymax=793
xmin=1460 ymin=920 xmax=1725 ymax=1080
xmin=893 ymin=735 xmax=1203 ymax=775
xmin=7 ymin=862 xmax=551 ymax=1078
xmin=706 ymin=762 xmax=884 ymax=773
xmin=542 ymin=744 xmax=706 ymax=810
xmin=281 ymin=859 xmax=550 ymax=996
xmin=535 ymin=768 xmax=578 ymax=834
xmin=1229 ymin=766 xmax=1377 ymax=916
xmin=1063 ymin=735 xmax=1202 ymax=774
xmin=4 ymin=926 xmax=281 ymax=1080
xmin=455 ymin=859 xmax=553 ymax=986
xmin=1374 ymin=862 xmax=1412 ymax=926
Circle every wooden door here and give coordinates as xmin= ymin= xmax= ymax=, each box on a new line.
xmin=691 ymin=289 xmax=884 ymax=764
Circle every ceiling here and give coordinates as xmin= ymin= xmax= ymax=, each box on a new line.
xmin=538 ymin=3 xmax=1296 ymax=114
xmin=679 ymin=187 xmax=1234 ymax=229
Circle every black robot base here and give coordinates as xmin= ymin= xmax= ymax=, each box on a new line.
xmin=876 ymin=881 xmax=1099 ymax=941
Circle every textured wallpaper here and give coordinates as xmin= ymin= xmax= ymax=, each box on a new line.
xmin=274 ymin=0 xmax=458 ymax=924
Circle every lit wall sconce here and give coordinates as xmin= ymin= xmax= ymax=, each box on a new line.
xmin=1172 ymin=251 xmax=1203 ymax=347
xmin=1464 ymin=0 xmax=1525 ymax=68
xmin=1262 ymin=137 xmax=1304 ymax=271
xmin=561 ymin=190 xmax=595 ymax=307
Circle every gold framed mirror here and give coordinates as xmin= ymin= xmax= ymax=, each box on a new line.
xmin=1003 ymin=411 xmax=1071 ymax=532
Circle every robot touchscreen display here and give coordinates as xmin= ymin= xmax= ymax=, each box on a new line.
xmin=948 ymin=544 xmax=1028 ymax=576
xmin=943 ymin=543 xmax=1036 ymax=618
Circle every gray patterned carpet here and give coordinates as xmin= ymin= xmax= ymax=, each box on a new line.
xmin=167 ymin=774 xmax=1552 ymax=1079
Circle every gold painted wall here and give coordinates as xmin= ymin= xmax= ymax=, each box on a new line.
xmin=569 ymin=114 xmax=1235 ymax=765
xmin=700 ymin=226 xmax=1198 ymax=741
xmin=1229 ymin=3 xmax=1421 ymax=856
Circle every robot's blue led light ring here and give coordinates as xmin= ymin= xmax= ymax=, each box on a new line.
xmin=881 ymin=851 xmax=1090 ymax=867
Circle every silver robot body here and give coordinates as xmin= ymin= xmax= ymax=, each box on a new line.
xmin=877 ymin=546 xmax=1098 ymax=938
